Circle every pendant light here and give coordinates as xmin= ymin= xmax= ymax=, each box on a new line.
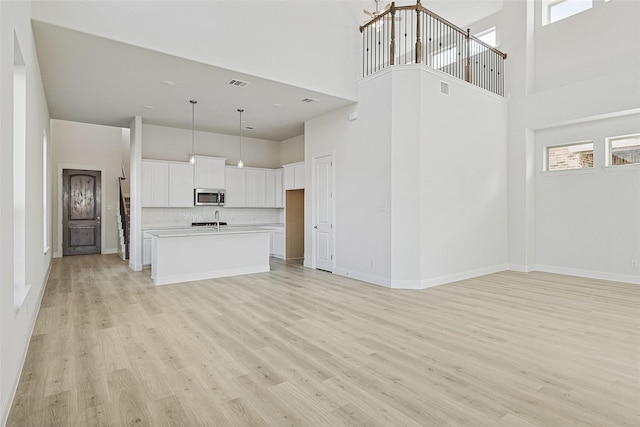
xmin=237 ymin=108 xmax=244 ymax=168
xmin=188 ymin=100 xmax=197 ymax=164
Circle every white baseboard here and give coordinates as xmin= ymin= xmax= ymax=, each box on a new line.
xmin=333 ymin=268 xmax=392 ymax=288
xmin=102 ymin=248 xmax=117 ymax=255
xmin=327 ymin=263 xmax=639 ymax=289
xmin=335 ymin=264 xmax=511 ymax=290
xmin=507 ymin=264 xmax=534 ymax=273
xmin=417 ymin=264 xmax=511 ymax=289
xmin=532 ymin=264 xmax=640 ymax=285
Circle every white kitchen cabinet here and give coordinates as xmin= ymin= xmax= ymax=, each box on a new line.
xmin=246 ymin=168 xmax=267 ymax=207
xmin=169 ymin=162 xmax=194 ymax=207
xmin=143 ymin=235 xmax=152 ymax=266
xmin=283 ymin=162 xmax=305 ymax=190
xmin=270 ymin=230 xmax=285 ymax=259
xmin=275 ymin=168 xmax=284 ymax=208
xmin=141 ymin=160 xmax=193 ymax=208
xmin=141 ymin=160 xmax=169 ymax=207
xmin=225 ymin=166 xmax=246 ymax=207
xmin=225 ymin=166 xmax=286 ymax=208
xmin=265 ymin=169 xmax=276 ymax=208
xmin=142 ymin=160 xmax=193 ymax=208
xmin=194 ymin=156 xmax=226 ymax=189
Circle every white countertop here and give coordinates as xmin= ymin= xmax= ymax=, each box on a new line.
xmin=143 ymin=223 xmax=283 ymax=232
xmin=146 ymin=226 xmax=272 ymax=238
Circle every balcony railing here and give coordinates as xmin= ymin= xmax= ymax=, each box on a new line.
xmin=360 ymin=0 xmax=507 ymax=96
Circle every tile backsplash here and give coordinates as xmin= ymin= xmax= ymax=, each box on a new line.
xmin=142 ymin=206 xmax=283 ymax=228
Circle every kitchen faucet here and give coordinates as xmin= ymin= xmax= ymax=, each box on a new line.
xmin=214 ymin=210 xmax=220 ymax=232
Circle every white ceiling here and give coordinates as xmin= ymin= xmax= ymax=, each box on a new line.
xmin=32 ymin=21 xmax=355 ymax=142
xmin=32 ymin=1 xmax=502 ymax=142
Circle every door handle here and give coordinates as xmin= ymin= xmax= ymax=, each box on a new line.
xmin=314 ymin=225 xmax=318 ymax=229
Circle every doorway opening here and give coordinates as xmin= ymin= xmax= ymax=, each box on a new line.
xmin=285 ymin=189 xmax=304 ymax=259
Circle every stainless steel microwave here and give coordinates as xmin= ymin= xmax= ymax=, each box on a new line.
xmin=194 ymin=188 xmax=225 ymax=206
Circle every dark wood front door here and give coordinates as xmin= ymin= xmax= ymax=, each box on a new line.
xmin=62 ymin=169 xmax=101 ymax=256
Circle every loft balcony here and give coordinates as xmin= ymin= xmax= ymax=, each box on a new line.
xmin=360 ymin=0 xmax=508 ymax=96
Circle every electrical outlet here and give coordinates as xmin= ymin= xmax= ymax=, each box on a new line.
xmin=632 ymin=260 xmax=639 ymax=268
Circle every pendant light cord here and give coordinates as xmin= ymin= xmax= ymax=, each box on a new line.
xmin=190 ymin=100 xmax=197 ymax=162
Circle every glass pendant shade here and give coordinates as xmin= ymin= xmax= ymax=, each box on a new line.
xmin=237 ymin=108 xmax=244 ymax=168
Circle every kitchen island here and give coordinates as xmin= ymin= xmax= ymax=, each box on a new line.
xmin=146 ymin=227 xmax=271 ymax=285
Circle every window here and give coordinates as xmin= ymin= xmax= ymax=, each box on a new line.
xmin=433 ymin=46 xmax=458 ymax=69
xmin=543 ymin=0 xmax=593 ymax=26
xmin=546 ymin=141 xmax=594 ymax=171
xmin=43 ymin=129 xmax=49 ymax=253
xmin=14 ymin=33 xmax=30 ymax=306
xmin=475 ymin=27 xmax=497 ymax=47
xmin=607 ymin=134 xmax=640 ymax=166
xmin=470 ymin=27 xmax=497 ymax=55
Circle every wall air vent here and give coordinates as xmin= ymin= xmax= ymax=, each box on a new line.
xmin=228 ymin=79 xmax=250 ymax=87
xmin=440 ymin=81 xmax=450 ymax=96
xmin=301 ymin=97 xmax=319 ymax=103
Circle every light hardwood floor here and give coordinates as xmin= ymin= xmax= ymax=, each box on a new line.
xmin=7 ymin=255 xmax=639 ymax=426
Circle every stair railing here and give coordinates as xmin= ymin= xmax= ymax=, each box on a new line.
xmin=118 ymin=176 xmax=129 ymax=259
xmin=360 ymin=0 xmax=508 ymax=96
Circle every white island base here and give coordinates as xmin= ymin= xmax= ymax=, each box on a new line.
xmin=149 ymin=228 xmax=271 ymax=286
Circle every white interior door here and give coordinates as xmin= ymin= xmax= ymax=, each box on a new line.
xmin=314 ymin=154 xmax=334 ymax=271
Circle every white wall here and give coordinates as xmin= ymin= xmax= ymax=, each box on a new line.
xmin=389 ymin=68 xmax=429 ymax=286
xmin=0 ymin=1 xmax=52 ymax=424
xmin=496 ymin=0 xmax=640 ymax=281
xmin=535 ymin=114 xmax=640 ymax=283
xmin=419 ymin=69 xmax=509 ymax=286
xmin=308 ymin=71 xmax=393 ymax=286
xmin=280 ymin=134 xmax=304 ymax=166
xmin=129 ymin=116 xmax=143 ymax=271
xmin=30 ymin=1 xmax=362 ymax=101
xmin=305 ymin=67 xmax=508 ymax=289
xmin=142 ymin=123 xmax=281 ymax=169
xmin=51 ymin=120 xmax=128 ymax=257
xmin=533 ymin=0 xmax=639 ymax=92
xmin=121 ymin=128 xmax=131 ymax=195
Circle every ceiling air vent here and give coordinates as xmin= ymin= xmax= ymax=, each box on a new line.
xmin=301 ymin=97 xmax=319 ymax=103
xmin=440 ymin=81 xmax=450 ymax=96
xmin=228 ymin=79 xmax=250 ymax=88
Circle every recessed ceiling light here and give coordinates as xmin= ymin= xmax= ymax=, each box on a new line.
xmin=161 ymin=80 xmax=175 ymax=86
xmin=143 ymin=105 xmax=154 ymax=110
xmin=272 ymin=103 xmax=283 ymax=108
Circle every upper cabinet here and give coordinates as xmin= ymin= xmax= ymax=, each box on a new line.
xmin=283 ymin=162 xmax=305 ymax=190
xmin=141 ymin=159 xmax=193 ymax=207
xmin=194 ymin=156 xmax=226 ymax=189
xmin=274 ymin=169 xmax=284 ymax=208
xmin=225 ymin=166 xmax=283 ymax=208
xmin=168 ymin=163 xmax=194 ymax=207
xmin=225 ymin=166 xmax=246 ymax=207
xmin=141 ymin=160 xmax=169 ymax=207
